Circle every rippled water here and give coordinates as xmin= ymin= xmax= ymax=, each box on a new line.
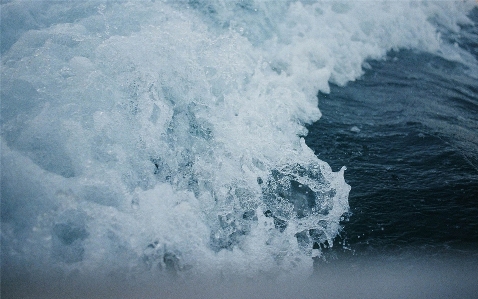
xmin=307 ymin=46 xmax=478 ymax=258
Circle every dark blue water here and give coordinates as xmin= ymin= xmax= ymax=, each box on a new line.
xmin=306 ymin=9 xmax=478 ymax=259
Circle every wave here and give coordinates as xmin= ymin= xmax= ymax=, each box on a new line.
xmin=1 ymin=0 xmax=476 ymax=279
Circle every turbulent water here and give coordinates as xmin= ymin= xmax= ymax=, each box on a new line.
xmin=1 ymin=0 xmax=478 ymax=297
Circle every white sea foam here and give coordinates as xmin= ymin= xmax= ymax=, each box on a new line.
xmin=1 ymin=0 xmax=476 ymax=279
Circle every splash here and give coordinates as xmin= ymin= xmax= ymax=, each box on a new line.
xmin=1 ymin=0 xmax=476 ymax=279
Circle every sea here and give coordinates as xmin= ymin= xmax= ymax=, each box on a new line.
xmin=1 ymin=1 xmax=477 ymax=298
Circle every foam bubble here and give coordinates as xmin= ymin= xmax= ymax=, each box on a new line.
xmin=1 ymin=0 xmax=475 ymax=280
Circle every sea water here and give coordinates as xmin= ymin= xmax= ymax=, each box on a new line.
xmin=1 ymin=1 xmax=477 ymax=298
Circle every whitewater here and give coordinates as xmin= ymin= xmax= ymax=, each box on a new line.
xmin=1 ymin=0 xmax=477 ymax=296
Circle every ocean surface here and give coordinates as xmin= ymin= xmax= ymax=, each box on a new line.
xmin=1 ymin=1 xmax=478 ymax=298
xmin=308 ymin=47 xmax=478 ymax=258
